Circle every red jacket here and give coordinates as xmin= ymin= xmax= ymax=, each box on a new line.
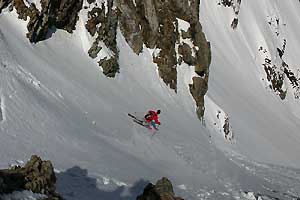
xmin=145 ymin=110 xmax=161 ymax=125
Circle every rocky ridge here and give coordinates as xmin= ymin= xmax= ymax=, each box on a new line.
xmin=82 ymin=0 xmax=211 ymax=118
xmin=0 ymin=0 xmax=211 ymax=118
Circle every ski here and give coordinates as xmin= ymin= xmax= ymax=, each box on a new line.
xmin=128 ymin=113 xmax=144 ymax=124
xmin=128 ymin=113 xmax=159 ymax=132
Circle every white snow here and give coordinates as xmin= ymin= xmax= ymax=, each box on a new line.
xmin=0 ymin=0 xmax=300 ymax=199
xmin=0 ymin=191 xmax=46 ymax=200
xmin=177 ymin=18 xmax=190 ymax=32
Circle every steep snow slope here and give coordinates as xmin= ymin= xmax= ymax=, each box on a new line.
xmin=0 ymin=1 xmax=300 ymax=200
xmin=201 ymin=0 xmax=300 ymax=167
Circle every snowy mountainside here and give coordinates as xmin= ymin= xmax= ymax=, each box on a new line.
xmin=0 ymin=0 xmax=300 ymax=199
xmin=202 ymin=0 xmax=300 ymax=167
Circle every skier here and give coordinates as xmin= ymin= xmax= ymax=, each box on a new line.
xmin=144 ymin=110 xmax=161 ymax=130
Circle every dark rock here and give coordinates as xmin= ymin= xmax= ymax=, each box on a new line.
xmin=155 ymin=177 xmax=174 ymax=197
xmin=12 ymin=0 xmax=83 ymax=43
xmin=86 ymin=7 xmax=103 ymax=36
xmin=86 ymin=0 xmax=119 ymax=77
xmin=117 ymin=0 xmax=143 ymax=54
xmin=0 ymin=155 xmax=63 ymax=200
xmin=54 ymin=0 xmax=83 ymax=33
xmin=189 ymin=77 xmax=208 ymax=119
xmin=221 ymin=0 xmax=233 ymax=7
xmin=136 ymin=183 xmax=161 ymax=200
xmin=178 ymin=43 xmax=196 ymax=65
xmin=115 ymin=0 xmax=211 ymax=117
xmin=98 ymin=57 xmax=119 ymax=78
xmin=87 ymin=0 xmax=95 ymax=4
xmin=13 ymin=0 xmax=31 ymax=20
xmin=231 ymin=18 xmax=238 ymax=29
xmin=0 ymin=0 xmax=12 ymax=13
xmin=136 ymin=177 xmax=184 ymax=200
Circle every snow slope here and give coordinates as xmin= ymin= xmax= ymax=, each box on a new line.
xmin=0 ymin=1 xmax=300 ymax=199
xmin=201 ymin=0 xmax=300 ymax=167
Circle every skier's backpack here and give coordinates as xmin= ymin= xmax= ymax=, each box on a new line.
xmin=144 ymin=112 xmax=152 ymax=120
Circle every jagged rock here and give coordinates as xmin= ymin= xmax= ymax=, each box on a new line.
xmin=54 ymin=0 xmax=83 ymax=33
xmin=86 ymin=0 xmax=119 ymax=77
xmin=0 ymin=155 xmax=62 ymax=200
xmin=3 ymin=0 xmax=212 ymax=119
xmin=231 ymin=18 xmax=238 ymax=29
xmin=178 ymin=43 xmax=196 ymax=65
xmin=136 ymin=177 xmax=184 ymax=200
xmin=98 ymin=57 xmax=119 ymax=78
xmin=191 ymin=22 xmax=211 ymax=74
xmin=189 ymin=77 xmax=208 ymax=119
xmin=136 ymin=183 xmax=161 ymax=200
xmin=88 ymin=37 xmax=102 ymax=58
xmin=221 ymin=0 xmax=233 ymax=7
xmin=26 ymin=4 xmax=49 ymax=43
xmin=155 ymin=177 xmax=174 ymax=197
xmin=219 ymin=0 xmax=241 ymax=29
xmin=85 ymin=7 xmax=103 ymax=36
xmin=115 ymin=0 xmax=211 ymax=117
xmin=0 ymin=0 xmax=12 ymax=13
xmin=11 ymin=0 xmax=83 ymax=42
xmin=117 ymin=0 xmax=143 ymax=53
xmin=12 ymin=0 xmax=31 ymax=20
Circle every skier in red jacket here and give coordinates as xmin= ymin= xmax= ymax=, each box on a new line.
xmin=144 ymin=110 xmax=161 ymax=130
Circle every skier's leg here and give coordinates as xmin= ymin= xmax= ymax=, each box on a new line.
xmin=144 ymin=121 xmax=152 ymax=129
xmin=150 ymin=121 xmax=158 ymax=130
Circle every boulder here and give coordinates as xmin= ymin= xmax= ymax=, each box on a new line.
xmin=137 ymin=177 xmax=184 ymax=200
xmin=0 ymin=155 xmax=62 ymax=200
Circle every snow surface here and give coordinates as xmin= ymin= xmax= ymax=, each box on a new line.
xmin=201 ymin=0 xmax=300 ymax=167
xmin=0 ymin=0 xmax=300 ymax=199
xmin=0 ymin=191 xmax=46 ymax=200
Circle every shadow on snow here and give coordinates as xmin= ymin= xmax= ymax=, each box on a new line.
xmin=56 ymin=166 xmax=149 ymax=200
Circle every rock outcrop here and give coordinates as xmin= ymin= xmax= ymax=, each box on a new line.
xmin=4 ymin=0 xmax=83 ymax=42
xmin=1 ymin=0 xmax=211 ymax=118
xmin=259 ymin=17 xmax=300 ymax=100
xmin=85 ymin=0 xmax=119 ymax=77
xmin=219 ymin=0 xmax=241 ymax=29
xmin=137 ymin=177 xmax=184 ymax=200
xmin=83 ymin=0 xmax=211 ymax=118
xmin=0 ymin=0 xmax=12 ymax=13
xmin=116 ymin=0 xmax=211 ymax=117
xmin=0 ymin=155 xmax=62 ymax=200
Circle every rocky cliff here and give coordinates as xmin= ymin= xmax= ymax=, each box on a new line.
xmin=0 ymin=0 xmax=211 ymax=118
xmin=0 ymin=155 xmax=62 ymax=200
xmin=117 ymin=0 xmax=211 ymax=117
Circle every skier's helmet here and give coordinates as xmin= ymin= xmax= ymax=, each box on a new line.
xmin=157 ymin=110 xmax=161 ymax=114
